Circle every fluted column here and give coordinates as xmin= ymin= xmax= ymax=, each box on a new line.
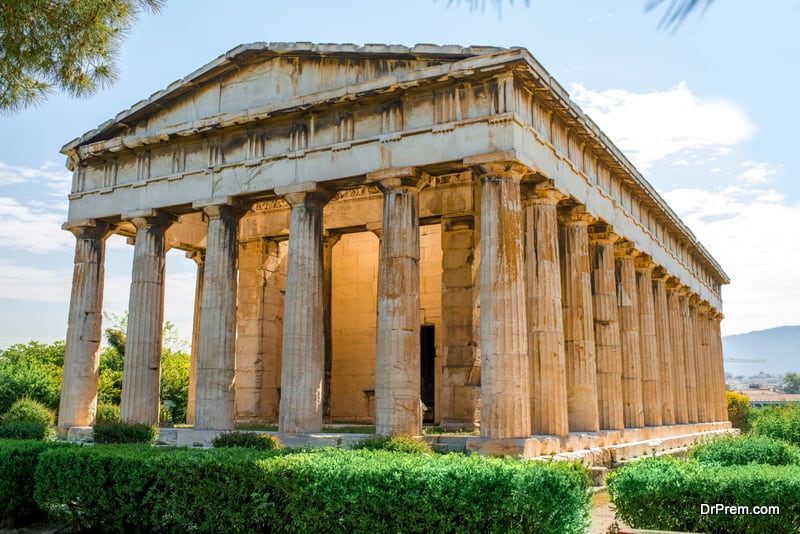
xmin=636 ymin=256 xmax=662 ymax=427
xmin=185 ymin=250 xmax=204 ymax=425
xmin=524 ymin=184 xmax=569 ymax=437
xmin=559 ymin=205 xmax=599 ymax=433
xmin=58 ymin=220 xmax=111 ymax=429
xmin=370 ymin=168 xmax=425 ymax=436
xmin=588 ymin=223 xmax=624 ymax=431
xmin=679 ymin=290 xmax=699 ymax=423
xmin=711 ymin=313 xmax=727 ymax=421
xmin=120 ymin=212 xmax=175 ymax=424
xmin=277 ymin=186 xmax=331 ymax=434
xmin=667 ymin=279 xmax=688 ymax=423
xmin=193 ymin=201 xmax=245 ymax=431
xmin=651 ymin=269 xmax=675 ymax=425
xmin=616 ymin=244 xmax=643 ymax=428
xmin=440 ymin=214 xmax=481 ymax=431
xmin=471 ymin=161 xmax=531 ymax=439
xmin=323 ymin=232 xmax=340 ymax=423
xmin=696 ymin=303 xmax=712 ymax=422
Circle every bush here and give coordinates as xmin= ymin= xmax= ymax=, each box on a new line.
xmin=727 ymin=390 xmax=751 ymax=431
xmin=691 ymin=434 xmax=800 ymax=467
xmin=212 ymin=431 xmax=282 ymax=451
xmin=0 ymin=423 xmax=53 ymax=441
xmin=95 ymin=403 xmax=120 ymax=424
xmin=608 ymin=456 xmax=800 ymax=533
xmin=0 ymin=341 xmax=63 ymax=417
xmin=352 ymin=434 xmax=434 ymax=455
xmin=92 ymin=421 xmax=157 ymax=444
xmin=263 ymin=450 xmax=591 ymax=533
xmin=1 ymin=397 xmax=55 ymax=427
xmin=0 ymin=440 xmax=71 ymax=527
xmin=752 ymin=403 xmax=800 ymax=446
xmin=33 ymin=445 xmax=590 ymax=534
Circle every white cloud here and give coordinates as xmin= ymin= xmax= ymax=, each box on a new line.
xmin=0 ymin=196 xmax=72 ymax=253
xmin=570 ymin=81 xmax=757 ymax=170
xmin=663 ymin=185 xmax=800 ymax=336
xmin=739 ymin=161 xmax=777 ymax=185
xmin=0 ymin=161 xmax=72 ymax=194
xmin=0 ymin=260 xmax=72 ymax=303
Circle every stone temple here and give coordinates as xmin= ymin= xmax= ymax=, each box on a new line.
xmin=58 ymin=43 xmax=731 ymax=456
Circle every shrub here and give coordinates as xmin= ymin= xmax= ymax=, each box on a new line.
xmin=753 ymin=402 xmax=800 ymax=446
xmin=92 ymin=421 xmax=157 ymax=444
xmin=0 ymin=440 xmax=71 ymax=527
xmin=352 ymin=434 xmax=434 ymax=455
xmin=1 ymin=397 xmax=55 ymax=427
xmin=691 ymin=434 xmax=800 ymax=467
xmin=263 ymin=450 xmax=591 ymax=533
xmin=95 ymin=403 xmax=120 ymax=424
xmin=212 ymin=431 xmax=282 ymax=451
xmin=0 ymin=423 xmax=53 ymax=441
xmin=608 ymin=456 xmax=800 ymax=533
xmin=726 ymin=390 xmax=751 ymax=431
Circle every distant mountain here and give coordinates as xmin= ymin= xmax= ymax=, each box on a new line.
xmin=722 ymin=325 xmax=800 ymax=376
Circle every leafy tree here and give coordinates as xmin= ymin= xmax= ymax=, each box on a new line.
xmin=0 ymin=341 xmax=64 ymax=416
xmin=784 ymin=372 xmax=800 ymax=394
xmin=726 ymin=390 xmax=751 ymax=431
xmin=0 ymin=0 xmax=165 ymax=113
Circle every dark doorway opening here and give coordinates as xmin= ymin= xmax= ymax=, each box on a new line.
xmin=420 ymin=324 xmax=436 ymax=423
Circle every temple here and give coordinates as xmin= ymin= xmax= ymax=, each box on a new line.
xmin=57 ymin=43 xmax=731 ymax=456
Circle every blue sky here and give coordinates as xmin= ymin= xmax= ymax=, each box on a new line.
xmin=1 ymin=0 xmax=798 ymax=347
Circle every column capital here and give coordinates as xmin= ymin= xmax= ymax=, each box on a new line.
xmin=366 ymin=167 xmax=428 ymax=191
xmin=634 ymin=254 xmax=655 ymax=272
xmin=651 ymin=266 xmax=671 ymax=281
xmin=521 ymin=180 xmax=565 ymax=206
xmin=557 ymin=203 xmax=594 ymax=226
xmin=185 ymin=249 xmax=206 ymax=266
xmin=614 ymin=240 xmax=639 ymax=258
xmin=465 ymin=153 xmax=529 ymax=181
xmin=323 ymin=231 xmax=342 ymax=248
xmin=441 ymin=214 xmax=475 ymax=232
xmin=276 ymin=183 xmax=334 ymax=209
xmin=122 ymin=209 xmax=178 ymax=230
xmin=193 ymin=196 xmax=249 ymax=218
xmin=62 ymin=219 xmax=112 ymax=240
xmin=588 ymin=222 xmax=621 ymax=243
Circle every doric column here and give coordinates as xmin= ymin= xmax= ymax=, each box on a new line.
xmin=439 ymin=214 xmax=481 ymax=431
xmin=323 ymin=232 xmax=341 ymax=423
xmin=120 ymin=212 xmax=175 ymax=424
xmin=636 ymin=256 xmax=662 ymax=427
xmin=559 ymin=204 xmax=600 ymax=433
xmin=651 ymin=268 xmax=675 ymax=425
xmin=524 ymin=183 xmax=569 ymax=437
xmin=679 ymin=290 xmax=699 ymax=423
xmin=277 ymin=185 xmax=332 ymax=434
xmin=666 ymin=279 xmax=689 ymax=423
xmin=696 ymin=303 xmax=712 ymax=422
xmin=185 ymin=250 xmax=204 ymax=425
xmin=615 ymin=243 xmax=643 ymax=428
xmin=470 ymin=160 xmax=531 ymax=439
xmin=711 ymin=312 xmax=727 ymax=421
xmin=58 ymin=220 xmax=111 ymax=429
xmin=588 ymin=222 xmax=624 ymax=431
xmin=192 ymin=199 xmax=246 ymax=431
xmin=370 ymin=168 xmax=425 ymax=436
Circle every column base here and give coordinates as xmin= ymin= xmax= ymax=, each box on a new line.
xmin=465 ymin=437 xmax=542 ymax=457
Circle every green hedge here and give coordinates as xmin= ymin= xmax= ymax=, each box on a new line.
xmin=608 ymin=456 xmax=800 ymax=533
xmin=0 ymin=422 xmax=53 ymax=441
xmin=0 ymin=440 xmax=71 ymax=527
xmin=33 ymin=445 xmax=590 ymax=533
xmin=691 ymin=434 xmax=800 ymax=467
xmin=752 ymin=403 xmax=800 ymax=446
xmin=92 ymin=421 xmax=157 ymax=444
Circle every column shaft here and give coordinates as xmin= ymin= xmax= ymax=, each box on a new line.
xmin=696 ymin=306 xmax=712 ymax=422
xmin=194 ymin=204 xmax=243 ymax=430
xmin=652 ymin=273 xmax=675 ymax=425
xmin=667 ymin=284 xmax=689 ymax=423
xmin=711 ymin=314 xmax=727 ymax=421
xmin=559 ymin=207 xmax=599 ymax=433
xmin=616 ymin=250 xmax=643 ymax=428
xmin=185 ymin=251 xmax=204 ymax=425
xmin=375 ymin=174 xmax=423 ymax=436
xmin=279 ymin=190 xmax=329 ymax=433
xmin=120 ymin=215 xmax=173 ymax=424
xmin=58 ymin=222 xmax=110 ymax=428
xmin=680 ymin=294 xmax=699 ymax=423
xmin=526 ymin=188 xmax=569 ymax=437
xmin=588 ymin=226 xmax=623 ymax=431
xmin=476 ymin=163 xmax=531 ymax=439
xmin=636 ymin=261 xmax=662 ymax=427
xmin=322 ymin=234 xmax=340 ymax=422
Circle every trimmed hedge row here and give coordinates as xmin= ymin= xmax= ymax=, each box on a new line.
xmin=30 ymin=444 xmax=591 ymax=533
xmin=609 ymin=455 xmax=800 ymax=533
xmin=690 ymin=434 xmax=800 ymax=467
xmin=0 ymin=440 xmax=72 ymax=527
